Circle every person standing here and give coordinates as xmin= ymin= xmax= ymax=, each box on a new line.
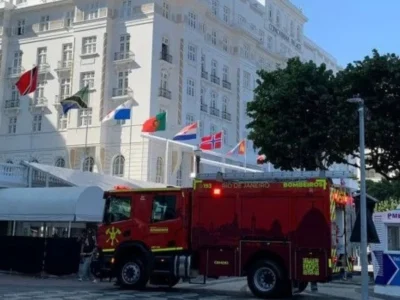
xmin=78 ymin=229 xmax=97 ymax=282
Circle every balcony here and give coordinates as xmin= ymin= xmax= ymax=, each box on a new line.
xmin=159 ymin=87 xmax=172 ymax=100
xmin=74 ymin=8 xmax=113 ymax=23
xmin=222 ymin=80 xmax=232 ymax=90
xmin=111 ymin=87 xmax=134 ymax=101
xmin=4 ymin=99 xmax=20 ymax=115
xmin=8 ymin=66 xmax=25 ymax=78
xmin=210 ymin=107 xmax=220 ymax=117
xmin=37 ymin=63 xmax=51 ymax=74
xmin=201 ymin=70 xmax=209 ymax=80
xmin=54 ymin=60 xmax=72 ymax=76
xmin=210 ymin=74 xmax=220 ymax=85
xmin=0 ymin=164 xmax=27 ymax=188
xmin=113 ymin=51 xmax=136 ymax=70
xmin=222 ymin=111 xmax=231 ymax=121
xmin=32 ymin=19 xmax=69 ymax=33
xmin=160 ymin=52 xmax=173 ymax=64
xmin=29 ymin=97 xmax=48 ymax=112
xmin=54 ymin=94 xmax=70 ymax=107
xmin=200 ymin=103 xmax=208 ymax=112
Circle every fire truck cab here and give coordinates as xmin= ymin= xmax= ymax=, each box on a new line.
xmin=95 ymin=171 xmax=355 ymax=299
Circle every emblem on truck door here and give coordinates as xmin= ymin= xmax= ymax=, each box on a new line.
xmin=106 ymin=227 xmax=121 ymax=246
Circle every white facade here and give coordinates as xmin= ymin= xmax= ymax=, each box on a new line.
xmin=0 ymin=0 xmax=343 ymax=187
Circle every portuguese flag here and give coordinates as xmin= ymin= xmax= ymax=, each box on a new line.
xmin=141 ymin=111 xmax=166 ymax=132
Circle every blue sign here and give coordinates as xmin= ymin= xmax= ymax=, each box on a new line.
xmin=387 ymin=254 xmax=400 ymax=286
xmin=375 ymin=252 xmax=400 ymax=286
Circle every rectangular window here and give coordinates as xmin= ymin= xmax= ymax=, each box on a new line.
xmin=82 ymin=36 xmax=97 ymax=55
xmin=85 ymin=2 xmax=99 ymax=20
xmin=65 ymin=11 xmax=74 ymax=27
xmin=223 ymin=6 xmax=230 ymax=23
xmin=116 ymin=71 xmax=129 ymax=95
xmin=243 ymin=71 xmax=251 ymax=89
xmin=199 ymin=120 xmax=204 ymax=137
xmin=37 ymin=47 xmax=47 ymax=65
xmin=104 ymin=196 xmax=131 ymax=223
xmin=222 ymin=37 xmax=228 ymax=52
xmin=13 ymin=51 xmax=22 ymax=68
xmin=58 ymin=113 xmax=68 ymax=130
xmin=223 ymin=65 xmax=229 ymax=81
xmin=151 ymin=194 xmax=177 ymax=223
xmin=211 ymin=59 xmax=217 ymax=76
xmin=8 ymin=117 xmax=17 ymax=134
xmin=32 ymin=115 xmax=42 ymax=132
xmin=39 ymin=15 xmax=50 ymax=32
xmin=186 ymin=78 xmax=195 ymax=97
xmin=186 ymin=114 xmax=195 ymax=125
xmin=188 ymin=12 xmax=197 ymax=29
xmin=162 ymin=1 xmax=169 ymax=19
xmin=211 ymin=30 xmax=217 ymax=46
xmin=188 ymin=44 xmax=197 ymax=62
xmin=80 ymin=72 xmax=95 ymax=89
xmin=223 ymin=128 xmax=228 ymax=145
xmin=62 ymin=43 xmax=73 ymax=65
xmin=121 ymin=0 xmax=132 ymax=18
xmin=60 ymin=78 xmax=71 ymax=99
xmin=388 ymin=225 xmax=400 ymax=251
xmin=16 ymin=19 xmax=25 ymax=35
xmin=119 ymin=34 xmax=130 ymax=54
xmin=34 ymin=81 xmax=46 ymax=105
xmin=78 ymin=108 xmax=92 ymax=127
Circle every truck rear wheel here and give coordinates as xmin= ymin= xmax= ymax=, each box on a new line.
xmin=118 ymin=258 xmax=148 ymax=290
xmin=247 ymin=259 xmax=285 ymax=299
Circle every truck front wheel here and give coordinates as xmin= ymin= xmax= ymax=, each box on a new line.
xmin=118 ymin=258 xmax=148 ymax=290
xmin=247 ymin=259 xmax=285 ymax=298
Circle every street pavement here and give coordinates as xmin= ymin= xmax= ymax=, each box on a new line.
xmin=0 ymin=273 xmax=397 ymax=299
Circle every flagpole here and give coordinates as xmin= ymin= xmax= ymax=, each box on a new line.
xmin=84 ymin=114 xmax=89 ymax=160
xmin=164 ymin=111 xmax=169 ymax=185
xmin=128 ymin=114 xmax=133 ymax=179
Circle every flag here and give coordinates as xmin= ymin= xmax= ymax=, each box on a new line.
xmin=141 ymin=111 xmax=166 ymax=132
xmin=257 ymin=154 xmax=266 ymax=164
xmin=227 ymin=139 xmax=246 ymax=156
xmin=60 ymin=85 xmax=89 ymax=114
xmin=102 ymin=100 xmax=133 ymax=122
xmin=15 ymin=66 xmax=38 ymax=96
xmin=173 ymin=122 xmax=197 ymax=141
xmin=200 ymin=131 xmax=222 ymax=150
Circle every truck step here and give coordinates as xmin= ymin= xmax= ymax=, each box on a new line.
xmin=152 ymin=270 xmax=171 ymax=275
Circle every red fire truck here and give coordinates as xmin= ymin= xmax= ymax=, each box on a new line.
xmin=95 ymin=170 xmax=354 ymax=298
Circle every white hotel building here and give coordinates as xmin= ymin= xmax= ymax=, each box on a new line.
xmin=0 ymin=0 xmax=347 ymax=187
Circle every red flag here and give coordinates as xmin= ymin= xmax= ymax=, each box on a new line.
xmin=200 ymin=131 xmax=222 ymax=150
xmin=15 ymin=66 xmax=38 ymax=96
xmin=257 ymin=154 xmax=266 ymax=164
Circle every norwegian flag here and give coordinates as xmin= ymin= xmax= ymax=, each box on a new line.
xmin=200 ymin=131 xmax=222 ymax=150
xmin=15 ymin=66 xmax=38 ymax=96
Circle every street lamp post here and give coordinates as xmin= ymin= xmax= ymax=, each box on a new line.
xmin=347 ymin=96 xmax=368 ymax=300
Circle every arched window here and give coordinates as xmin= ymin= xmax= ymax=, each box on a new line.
xmin=155 ymin=157 xmax=163 ymax=183
xmin=83 ymin=156 xmax=95 ymax=172
xmin=176 ymin=165 xmax=182 ymax=186
xmin=55 ymin=157 xmax=66 ymax=168
xmin=112 ymin=155 xmax=125 ymax=177
xmin=6 ymin=159 xmax=13 ymax=164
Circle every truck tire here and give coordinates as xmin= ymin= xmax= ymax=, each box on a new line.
xmin=118 ymin=257 xmax=148 ymax=290
xmin=247 ymin=259 xmax=286 ymax=299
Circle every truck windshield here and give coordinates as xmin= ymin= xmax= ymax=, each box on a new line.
xmin=103 ymin=195 xmax=131 ymax=224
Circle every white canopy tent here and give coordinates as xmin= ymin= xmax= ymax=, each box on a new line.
xmin=0 ymin=186 xmax=105 ymax=222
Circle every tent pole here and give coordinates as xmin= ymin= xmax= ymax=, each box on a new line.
xmin=45 ymin=174 xmax=49 ymax=187
xmin=68 ymin=222 xmax=71 ymax=238
xmin=12 ymin=221 xmax=16 ymax=236
xmin=28 ymin=167 xmax=33 ymax=187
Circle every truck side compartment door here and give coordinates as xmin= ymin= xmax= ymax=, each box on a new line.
xmin=146 ymin=191 xmax=189 ymax=252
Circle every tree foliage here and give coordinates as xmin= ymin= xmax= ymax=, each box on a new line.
xmin=247 ymin=50 xmax=400 ymax=179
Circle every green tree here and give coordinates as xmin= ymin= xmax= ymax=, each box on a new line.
xmin=336 ymin=50 xmax=400 ymax=180
xmin=247 ymin=57 xmax=356 ymax=171
xmin=248 ymin=51 xmax=400 ymax=179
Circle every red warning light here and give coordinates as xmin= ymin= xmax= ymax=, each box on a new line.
xmin=212 ymin=188 xmax=222 ymax=197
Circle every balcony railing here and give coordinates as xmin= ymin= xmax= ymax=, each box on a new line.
xmin=160 ymin=52 xmax=172 ymax=63
xmin=8 ymin=66 xmax=25 ymax=78
xmin=55 ymin=60 xmax=73 ymax=70
xmin=201 ymin=103 xmax=208 ymax=112
xmin=75 ymin=8 xmax=112 ymax=23
xmin=112 ymin=87 xmax=133 ymax=98
xmin=54 ymin=94 xmax=70 ymax=105
xmin=0 ymin=163 xmax=27 ymax=187
xmin=210 ymin=107 xmax=220 ymax=117
xmin=114 ymin=51 xmax=135 ymax=62
xmin=37 ymin=63 xmax=50 ymax=73
xmin=222 ymin=111 xmax=231 ymax=121
xmin=31 ymin=97 xmax=48 ymax=107
xmin=201 ymin=70 xmax=208 ymax=80
xmin=210 ymin=74 xmax=220 ymax=85
xmin=4 ymin=99 xmax=20 ymax=109
xmin=222 ymin=80 xmax=231 ymax=90
xmin=32 ymin=19 xmax=68 ymax=33
xmin=159 ymin=87 xmax=172 ymax=99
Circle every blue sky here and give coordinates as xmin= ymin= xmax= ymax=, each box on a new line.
xmin=290 ymin=0 xmax=400 ymax=67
